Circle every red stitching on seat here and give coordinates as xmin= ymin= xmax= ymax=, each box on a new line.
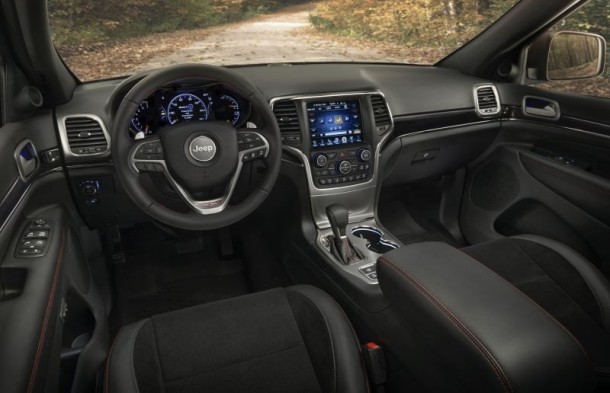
xmin=457 ymin=245 xmax=592 ymax=365
xmin=26 ymin=230 xmax=65 ymax=393
xmin=378 ymin=256 xmax=514 ymax=393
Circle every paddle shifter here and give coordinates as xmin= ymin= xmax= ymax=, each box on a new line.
xmin=326 ymin=204 xmax=362 ymax=264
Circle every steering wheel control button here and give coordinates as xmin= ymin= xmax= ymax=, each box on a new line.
xmin=189 ymin=136 xmax=217 ymax=162
xmin=135 ymin=141 xmax=164 ymax=160
xmin=242 ymin=147 xmax=268 ymax=162
xmin=313 ymin=154 xmax=328 ymax=168
xmin=238 ymin=132 xmax=266 ymax=151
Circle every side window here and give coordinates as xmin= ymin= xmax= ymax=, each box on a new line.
xmin=537 ymin=0 xmax=610 ymax=98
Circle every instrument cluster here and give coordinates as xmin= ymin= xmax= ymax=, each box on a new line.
xmin=129 ymin=83 xmax=251 ymax=139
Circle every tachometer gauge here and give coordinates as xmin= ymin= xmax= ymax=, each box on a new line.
xmin=167 ymin=93 xmax=210 ymax=124
xmin=130 ymin=100 xmax=154 ymax=139
xmin=216 ymin=94 xmax=241 ymax=125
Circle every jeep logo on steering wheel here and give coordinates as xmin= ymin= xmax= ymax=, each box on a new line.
xmin=189 ymin=136 xmax=217 ymax=162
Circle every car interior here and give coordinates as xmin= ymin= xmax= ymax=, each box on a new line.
xmin=1 ymin=0 xmax=610 ymax=392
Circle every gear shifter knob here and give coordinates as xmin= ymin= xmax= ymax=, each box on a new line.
xmin=326 ymin=204 xmax=349 ymax=239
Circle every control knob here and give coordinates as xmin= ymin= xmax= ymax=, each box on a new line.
xmin=313 ymin=153 xmax=328 ymax=168
xmin=337 ymin=160 xmax=352 ymax=175
xmin=357 ymin=148 xmax=371 ymax=162
xmin=80 ymin=181 xmax=99 ymax=196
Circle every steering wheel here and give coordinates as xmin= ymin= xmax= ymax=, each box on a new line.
xmin=112 ymin=64 xmax=281 ymax=230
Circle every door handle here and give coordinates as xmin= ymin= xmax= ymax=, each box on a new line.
xmin=14 ymin=140 xmax=39 ymax=181
xmin=522 ymin=96 xmax=560 ymax=120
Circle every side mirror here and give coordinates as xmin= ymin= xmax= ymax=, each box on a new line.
xmin=526 ymin=31 xmax=606 ymax=81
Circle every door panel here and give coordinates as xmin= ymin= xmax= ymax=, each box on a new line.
xmin=461 ymin=115 xmax=610 ymax=278
xmin=0 ymin=112 xmax=109 ymax=392
xmin=520 ymin=149 xmax=610 ymax=227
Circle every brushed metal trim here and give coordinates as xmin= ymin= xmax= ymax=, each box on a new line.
xmin=57 ymin=114 xmax=111 ymax=161
xmin=473 ymin=84 xmax=501 ymax=117
xmin=270 ymin=90 xmax=394 ymax=198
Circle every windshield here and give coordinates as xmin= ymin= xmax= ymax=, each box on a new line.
xmin=48 ymin=0 xmax=520 ymax=81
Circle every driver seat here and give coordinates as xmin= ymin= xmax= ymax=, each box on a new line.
xmin=105 ymin=285 xmax=369 ymax=393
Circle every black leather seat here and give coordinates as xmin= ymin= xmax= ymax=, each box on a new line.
xmin=462 ymin=235 xmax=610 ymax=387
xmin=105 ymin=285 xmax=368 ymax=393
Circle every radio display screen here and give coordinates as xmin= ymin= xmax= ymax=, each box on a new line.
xmin=307 ymin=100 xmax=363 ymax=148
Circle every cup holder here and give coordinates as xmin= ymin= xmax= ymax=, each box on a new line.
xmin=351 ymin=226 xmax=398 ymax=254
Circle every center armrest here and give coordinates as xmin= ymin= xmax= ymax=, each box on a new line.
xmin=377 ymin=241 xmax=594 ymax=393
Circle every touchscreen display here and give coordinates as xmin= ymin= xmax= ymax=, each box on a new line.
xmin=307 ymin=100 xmax=363 ymax=148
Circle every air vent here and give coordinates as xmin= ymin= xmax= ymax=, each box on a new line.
xmin=371 ymin=94 xmax=392 ymax=134
xmin=474 ymin=85 xmax=501 ymax=117
xmin=64 ymin=116 xmax=109 ymax=155
xmin=272 ymin=100 xmax=302 ymax=146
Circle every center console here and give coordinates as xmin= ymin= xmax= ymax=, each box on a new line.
xmin=272 ymin=91 xmax=396 ymax=284
xmin=306 ymin=99 xmax=373 ymax=188
xmin=273 ymin=92 xmax=595 ymax=392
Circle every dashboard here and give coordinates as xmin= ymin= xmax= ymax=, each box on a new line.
xmin=128 ymin=83 xmax=251 ymax=139
xmin=53 ymin=63 xmax=506 ymax=230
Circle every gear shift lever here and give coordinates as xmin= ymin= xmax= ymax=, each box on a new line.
xmin=326 ymin=204 xmax=362 ymax=265
xmin=326 ymin=204 xmax=349 ymax=240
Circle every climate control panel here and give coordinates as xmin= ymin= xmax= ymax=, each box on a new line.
xmin=310 ymin=146 xmax=373 ymax=188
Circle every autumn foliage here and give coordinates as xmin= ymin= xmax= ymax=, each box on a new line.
xmin=48 ymin=0 xmax=310 ymax=49
xmin=309 ymin=0 xmax=517 ymax=50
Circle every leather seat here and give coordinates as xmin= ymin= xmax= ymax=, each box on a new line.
xmin=462 ymin=234 xmax=610 ymax=386
xmin=105 ymin=285 xmax=369 ymax=393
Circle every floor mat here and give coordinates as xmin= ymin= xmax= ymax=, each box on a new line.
xmin=114 ymin=226 xmax=249 ymax=325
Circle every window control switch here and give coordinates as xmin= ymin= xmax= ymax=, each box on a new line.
xmin=16 ymin=219 xmax=53 ymax=258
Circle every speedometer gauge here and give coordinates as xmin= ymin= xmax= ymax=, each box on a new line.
xmin=167 ymin=93 xmax=210 ymax=124
xmin=218 ymin=94 xmax=241 ymax=125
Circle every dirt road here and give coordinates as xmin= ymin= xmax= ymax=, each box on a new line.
xmin=137 ymin=5 xmax=403 ymax=71
xmin=65 ymin=4 xmax=423 ymax=80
